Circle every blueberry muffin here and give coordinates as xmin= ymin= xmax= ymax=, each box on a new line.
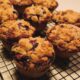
xmin=47 ymin=24 xmax=80 ymax=58
xmin=11 ymin=37 xmax=55 ymax=77
xmin=33 ymin=0 xmax=58 ymax=10
xmin=24 ymin=5 xmax=52 ymax=24
xmin=52 ymin=10 xmax=80 ymax=26
xmin=0 ymin=3 xmax=18 ymax=24
xmin=0 ymin=20 xmax=35 ymax=51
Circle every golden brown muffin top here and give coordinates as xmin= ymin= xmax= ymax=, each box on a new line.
xmin=0 ymin=3 xmax=18 ymax=23
xmin=10 ymin=0 xmax=57 ymax=9
xmin=47 ymin=24 xmax=80 ymax=53
xmin=52 ymin=10 xmax=80 ymax=24
xmin=0 ymin=20 xmax=35 ymax=40
xmin=0 ymin=0 xmax=10 ymax=4
xmin=33 ymin=0 xmax=58 ymax=10
xmin=12 ymin=37 xmax=54 ymax=63
xmin=24 ymin=5 xmax=52 ymax=23
xmin=10 ymin=0 xmax=33 ymax=6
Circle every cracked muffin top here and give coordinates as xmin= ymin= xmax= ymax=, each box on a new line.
xmin=33 ymin=0 xmax=58 ymax=10
xmin=0 ymin=20 xmax=35 ymax=40
xmin=0 ymin=3 xmax=18 ymax=23
xmin=24 ymin=5 xmax=52 ymax=23
xmin=52 ymin=10 xmax=80 ymax=24
xmin=10 ymin=0 xmax=33 ymax=6
xmin=47 ymin=24 xmax=80 ymax=53
xmin=11 ymin=37 xmax=54 ymax=65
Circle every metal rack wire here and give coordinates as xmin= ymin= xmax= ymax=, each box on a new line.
xmin=0 ymin=41 xmax=80 ymax=80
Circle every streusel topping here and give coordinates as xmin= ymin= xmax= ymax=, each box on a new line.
xmin=24 ymin=5 xmax=52 ymax=23
xmin=0 ymin=20 xmax=35 ymax=40
xmin=47 ymin=24 xmax=80 ymax=53
xmin=0 ymin=3 xmax=18 ymax=23
xmin=12 ymin=37 xmax=54 ymax=63
xmin=52 ymin=10 xmax=80 ymax=24
xmin=10 ymin=0 xmax=33 ymax=6
xmin=33 ymin=0 xmax=58 ymax=10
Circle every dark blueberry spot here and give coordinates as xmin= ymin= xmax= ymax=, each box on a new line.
xmin=77 ymin=19 xmax=80 ymax=22
xmin=63 ymin=18 xmax=68 ymax=22
xmin=30 ymin=40 xmax=38 ymax=50
xmin=32 ymin=43 xmax=38 ymax=49
xmin=20 ymin=56 xmax=30 ymax=63
xmin=60 ymin=25 xmax=64 ymax=28
xmin=14 ymin=54 xmax=23 ymax=61
xmin=41 ymin=7 xmax=46 ymax=14
xmin=13 ymin=11 xmax=17 ymax=14
xmin=36 ymin=14 xmax=40 ymax=18
xmin=33 ymin=30 xmax=46 ymax=37
xmin=18 ymin=23 xmax=22 ymax=29
xmin=15 ymin=54 xmax=30 ymax=63
xmin=43 ymin=11 xmax=46 ymax=14
xmin=24 ymin=26 xmax=29 ymax=30
xmin=23 ymin=14 xmax=28 ymax=18
xmin=30 ymin=40 xmax=36 ymax=45
xmin=30 ymin=43 xmax=38 ymax=50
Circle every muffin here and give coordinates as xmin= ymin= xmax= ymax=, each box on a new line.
xmin=33 ymin=0 xmax=58 ymax=10
xmin=47 ymin=24 xmax=80 ymax=58
xmin=52 ymin=10 xmax=80 ymax=26
xmin=10 ymin=0 xmax=33 ymax=16
xmin=0 ymin=20 xmax=35 ymax=51
xmin=0 ymin=3 xmax=18 ymax=24
xmin=24 ymin=5 xmax=52 ymax=23
xmin=11 ymin=37 xmax=55 ymax=77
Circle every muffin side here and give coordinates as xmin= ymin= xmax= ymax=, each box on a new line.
xmin=11 ymin=37 xmax=55 ymax=77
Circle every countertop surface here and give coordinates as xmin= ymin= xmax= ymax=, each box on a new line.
xmin=56 ymin=0 xmax=80 ymax=12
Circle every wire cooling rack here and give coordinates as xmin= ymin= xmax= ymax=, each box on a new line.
xmin=0 ymin=41 xmax=80 ymax=80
